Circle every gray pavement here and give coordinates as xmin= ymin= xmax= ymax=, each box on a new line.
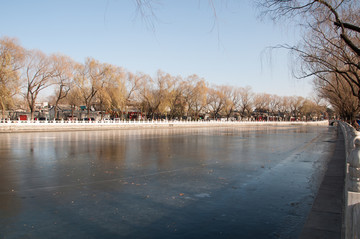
xmin=300 ymin=127 xmax=345 ymax=238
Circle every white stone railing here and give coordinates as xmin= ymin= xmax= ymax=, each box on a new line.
xmin=0 ymin=119 xmax=329 ymax=132
xmin=0 ymin=119 xmax=329 ymax=129
xmin=0 ymin=118 xmax=329 ymax=125
xmin=338 ymin=121 xmax=360 ymax=239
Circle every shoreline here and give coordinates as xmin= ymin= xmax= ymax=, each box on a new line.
xmin=0 ymin=120 xmax=329 ymax=133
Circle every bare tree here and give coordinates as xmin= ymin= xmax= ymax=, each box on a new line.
xmin=253 ymin=93 xmax=271 ymax=120
xmin=278 ymin=96 xmax=291 ymax=121
xmin=314 ymin=73 xmax=359 ymax=122
xmin=238 ymin=86 xmax=254 ymax=119
xmin=289 ymin=96 xmax=305 ymax=120
xmin=258 ymin=0 xmax=360 ymax=123
xmin=50 ymin=54 xmax=75 ymax=119
xmin=23 ymin=50 xmax=58 ymax=120
xmin=300 ymin=98 xmax=326 ymax=121
xmin=259 ymin=0 xmax=360 ymax=57
xmin=268 ymin=94 xmax=281 ymax=119
xmin=65 ymin=87 xmax=82 ymax=120
xmin=206 ymin=85 xmax=228 ymax=119
xmin=125 ymin=72 xmax=143 ymax=104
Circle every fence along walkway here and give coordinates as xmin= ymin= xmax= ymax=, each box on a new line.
xmin=338 ymin=121 xmax=360 ymax=239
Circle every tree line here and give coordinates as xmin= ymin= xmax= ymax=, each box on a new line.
xmin=0 ymin=36 xmax=328 ymax=121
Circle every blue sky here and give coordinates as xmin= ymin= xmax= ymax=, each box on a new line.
xmin=1 ymin=0 xmax=313 ymax=97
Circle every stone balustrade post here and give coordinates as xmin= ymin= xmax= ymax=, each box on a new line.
xmin=348 ymin=129 xmax=360 ymax=161
xmin=348 ymin=137 xmax=360 ymax=192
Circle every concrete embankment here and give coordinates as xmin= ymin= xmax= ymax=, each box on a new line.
xmin=0 ymin=120 xmax=329 ymax=133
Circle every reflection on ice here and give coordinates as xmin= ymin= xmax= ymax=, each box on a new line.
xmin=0 ymin=125 xmax=334 ymax=238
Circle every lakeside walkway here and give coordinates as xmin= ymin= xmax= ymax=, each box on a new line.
xmin=300 ymin=126 xmax=345 ymax=238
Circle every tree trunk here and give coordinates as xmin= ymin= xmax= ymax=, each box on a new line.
xmin=54 ymin=106 xmax=58 ymax=120
xmin=71 ymin=105 xmax=74 ymax=120
xmin=87 ymin=104 xmax=90 ymax=119
xmin=29 ymin=103 xmax=35 ymax=120
xmin=30 ymin=110 xmax=34 ymax=120
xmin=100 ymin=103 xmax=103 ymax=120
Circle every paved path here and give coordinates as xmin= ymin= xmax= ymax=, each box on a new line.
xmin=300 ymin=127 xmax=345 ymax=238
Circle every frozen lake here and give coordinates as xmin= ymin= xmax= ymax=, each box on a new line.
xmin=0 ymin=125 xmax=336 ymax=238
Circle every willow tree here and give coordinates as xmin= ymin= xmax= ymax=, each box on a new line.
xmin=183 ymin=75 xmax=208 ymax=120
xmin=97 ymin=65 xmax=126 ymax=119
xmin=222 ymin=86 xmax=241 ymax=120
xmin=74 ymin=58 xmax=109 ymax=119
xmin=139 ymin=70 xmax=172 ymax=119
xmin=0 ymin=37 xmax=25 ymax=118
xmin=167 ymin=75 xmax=187 ymax=119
